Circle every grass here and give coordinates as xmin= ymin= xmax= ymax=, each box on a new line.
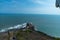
xmin=16 ymin=29 xmax=60 ymax=40
xmin=16 ymin=29 xmax=32 ymax=40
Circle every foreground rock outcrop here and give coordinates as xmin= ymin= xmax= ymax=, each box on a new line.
xmin=0 ymin=23 xmax=59 ymax=40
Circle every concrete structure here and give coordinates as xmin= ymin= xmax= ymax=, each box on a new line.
xmin=26 ymin=22 xmax=35 ymax=30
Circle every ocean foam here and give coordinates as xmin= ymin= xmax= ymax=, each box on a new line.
xmin=0 ymin=23 xmax=26 ymax=32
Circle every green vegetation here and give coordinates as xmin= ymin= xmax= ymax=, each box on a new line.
xmin=16 ymin=29 xmax=32 ymax=40
xmin=1 ymin=23 xmax=60 ymax=40
xmin=54 ymin=38 xmax=60 ymax=40
xmin=16 ymin=29 xmax=60 ymax=40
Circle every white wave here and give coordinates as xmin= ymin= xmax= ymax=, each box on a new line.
xmin=0 ymin=23 xmax=26 ymax=32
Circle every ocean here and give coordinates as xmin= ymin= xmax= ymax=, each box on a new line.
xmin=0 ymin=13 xmax=60 ymax=38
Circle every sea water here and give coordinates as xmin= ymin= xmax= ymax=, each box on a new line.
xmin=0 ymin=13 xmax=60 ymax=38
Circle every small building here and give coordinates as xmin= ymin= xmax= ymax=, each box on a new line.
xmin=26 ymin=22 xmax=35 ymax=31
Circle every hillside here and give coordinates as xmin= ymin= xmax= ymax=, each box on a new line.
xmin=0 ymin=23 xmax=60 ymax=40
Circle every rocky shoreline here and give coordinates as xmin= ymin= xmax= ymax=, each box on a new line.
xmin=0 ymin=23 xmax=60 ymax=40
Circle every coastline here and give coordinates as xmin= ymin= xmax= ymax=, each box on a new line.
xmin=0 ymin=23 xmax=60 ymax=40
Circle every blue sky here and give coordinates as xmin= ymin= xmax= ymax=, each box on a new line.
xmin=0 ymin=0 xmax=60 ymax=15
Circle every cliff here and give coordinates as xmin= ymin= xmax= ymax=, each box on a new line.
xmin=0 ymin=23 xmax=59 ymax=40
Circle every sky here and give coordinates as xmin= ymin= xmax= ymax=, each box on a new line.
xmin=0 ymin=0 xmax=60 ymax=15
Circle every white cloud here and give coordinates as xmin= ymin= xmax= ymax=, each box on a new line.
xmin=0 ymin=0 xmax=60 ymax=15
xmin=30 ymin=0 xmax=46 ymax=5
xmin=39 ymin=7 xmax=60 ymax=15
xmin=21 ymin=6 xmax=60 ymax=15
xmin=26 ymin=0 xmax=60 ymax=15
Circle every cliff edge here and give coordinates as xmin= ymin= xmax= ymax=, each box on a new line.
xmin=0 ymin=23 xmax=59 ymax=40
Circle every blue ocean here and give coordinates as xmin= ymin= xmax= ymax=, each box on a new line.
xmin=0 ymin=13 xmax=60 ymax=38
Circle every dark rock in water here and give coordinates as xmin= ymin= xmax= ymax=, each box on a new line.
xmin=56 ymin=0 xmax=60 ymax=8
xmin=0 ymin=23 xmax=59 ymax=40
